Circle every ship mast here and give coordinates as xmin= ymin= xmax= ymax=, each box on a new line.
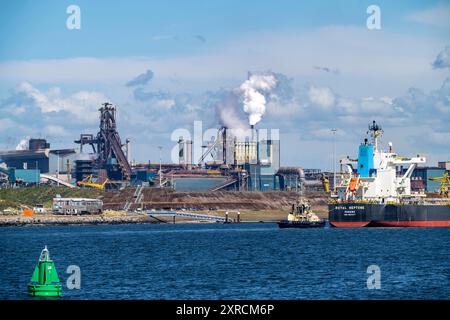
xmin=368 ymin=120 xmax=383 ymax=152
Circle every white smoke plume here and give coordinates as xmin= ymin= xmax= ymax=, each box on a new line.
xmin=239 ymin=72 xmax=278 ymax=126
xmin=216 ymin=93 xmax=248 ymax=130
xmin=215 ymin=72 xmax=279 ymax=141
xmin=215 ymin=93 xmax=253 ymax=140
xmin=15 ymin=136 xmax=30 ymax=150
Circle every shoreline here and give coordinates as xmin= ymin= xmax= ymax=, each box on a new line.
xmin=0 ymin=214 xmax=155 ymax=227
xmin=0 ymin=206 xmax=329 ymax=227
xmin=0 ymin=218 xmax=276 ymax=227
xmin=0 ymin=213 xmax=282 ymax=227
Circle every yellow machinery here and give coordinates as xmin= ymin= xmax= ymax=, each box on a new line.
xmin=321 ymin=174 xmax=330 ymax=193
xmin=429 ymin=172 xmax=450 ymax=197
xmin=206 ymin=169 xmax=221 ymax=175
xmin=77 ymin=175 xmax=109 ymax=190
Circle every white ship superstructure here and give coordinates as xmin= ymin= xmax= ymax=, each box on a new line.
xmin=336 ymin=121 xmax=426 ymax=203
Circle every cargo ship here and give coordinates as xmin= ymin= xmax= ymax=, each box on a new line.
xmin=328 ymin=121 xmax=450 ymax=228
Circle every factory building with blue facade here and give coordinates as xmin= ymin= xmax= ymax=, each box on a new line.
xmin=245 ymin=138 xmax=281 ymax=191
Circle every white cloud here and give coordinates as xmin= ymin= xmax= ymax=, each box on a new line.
xmin=2 ymin=82 xmax=109 ymax=123
xmin=267 ymin=99 xmax=301 ymax=117
xmin=407 ymin=3 xmax=450 ymax=28
xmin=359 ymin=96 xmax=398 ymax=115
xmin=154 ymin=99 xmax=176 ymax=109
xmin=43 ymin=125 xmax=69 ymax=136
xmin=308 ymin=85 xmax=335 ymax=108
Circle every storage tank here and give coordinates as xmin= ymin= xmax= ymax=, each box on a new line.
xmin=178 ymin=138 xmax=193 ymax=168
xmin=234 ymin=141 xmax=257 ymax=165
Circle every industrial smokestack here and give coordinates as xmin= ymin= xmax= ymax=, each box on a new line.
xmin=126 ymin=139 xmax=131 ymax=164
xmin=222 ymin=127 xmax=227 ymax=165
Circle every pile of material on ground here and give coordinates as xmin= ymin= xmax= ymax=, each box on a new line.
xmin=100 ymin=188 xmax=329 ymax=212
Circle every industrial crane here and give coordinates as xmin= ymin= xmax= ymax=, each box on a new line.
xmin=77 ymin=175 xmax=110 ymax=190
xmin=321 ymin=174 xmax=330 ymax=193
xmin=198 ymin=127 xmax=226 ymax=165
xmin=429 ymin=172 xmax=450 ymax=197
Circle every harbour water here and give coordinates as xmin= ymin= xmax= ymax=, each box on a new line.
xmin=0 ymin=223 xmax=449 ymax=300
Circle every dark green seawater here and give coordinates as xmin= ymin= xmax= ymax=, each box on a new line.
xmin=0 ymin=223 xmax=449 ymax=299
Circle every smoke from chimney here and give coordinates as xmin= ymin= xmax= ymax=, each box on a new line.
xmin=239 ymin=72 xmax=277 ymax=126
xmin=216 ymin=93 xmax=248 ymax=130
xmin=215 ymin=72 xmax=278 ymax=141
xmin=15 ymin=136 xmax=30 ymax=151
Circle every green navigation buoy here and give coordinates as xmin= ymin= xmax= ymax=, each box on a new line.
xmin=28 ymin=246 xmax=62 ymax=297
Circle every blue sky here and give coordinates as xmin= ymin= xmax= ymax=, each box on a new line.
xmin=0 ymin=0 xmax=449 ymax=169
xmin=0 ymin=0 xmax=447 ymax=60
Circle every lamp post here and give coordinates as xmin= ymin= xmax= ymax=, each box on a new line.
xmin=158 ymin=146 xmax=163 ymax=188
xmin=331 ymin=128 xmax=337 ymax=193
xmin=56 ymin=152 xmax=60 ymax=186
xmin=35 ymin=160 xmax=39 ymax=187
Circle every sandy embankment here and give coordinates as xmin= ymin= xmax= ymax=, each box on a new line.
xmin=0 ymin=205 xmax=329 ymax=227
xmin=0 ymin=212 xmax=153 ymax=227
xmin=0 ymin=189 xmax=330 ymax=226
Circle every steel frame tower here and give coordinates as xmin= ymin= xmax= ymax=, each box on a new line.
xmin=75 ymin=103 xmax=132 ymax=181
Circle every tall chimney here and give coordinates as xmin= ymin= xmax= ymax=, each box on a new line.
xmin=126 ymin=139 xmax=131 ymax=164
xmin=251 ymin=125 xmax=256 ymax=142
xmin=222 ymin=127 xmax=227 ymax=165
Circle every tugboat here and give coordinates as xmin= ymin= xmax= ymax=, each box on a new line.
xmin=28 ymin=246 xmax=62 ymax=297
xmin=278 ymin=200 xmax=326 ymax=228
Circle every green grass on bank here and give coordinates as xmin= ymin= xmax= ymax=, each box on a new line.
xmin=0 ymin=186 xmax=102 ymax=210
